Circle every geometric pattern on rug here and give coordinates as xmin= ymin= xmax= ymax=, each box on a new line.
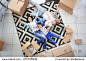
xmin=12 ymin=1 xmax=70 ymax=57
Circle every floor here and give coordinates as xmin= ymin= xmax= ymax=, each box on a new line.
xmin=0 ymin=0 xmax=86 ymax=57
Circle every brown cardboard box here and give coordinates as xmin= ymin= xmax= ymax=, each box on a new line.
xmin=58 ymin=0 xmax=76 ymax=14
xmin=8 ymin=0 xmax=29 ymax=16
xmin=62 ymin=34 xmax=72 ymax=43
xmin=66 ymin=28 xmax=73 ymax=34
xmin=0 ymin=40 xmax=4 ymax=51
xmin=21 ymin=41 xmax=40 ymax=57
xmin=75 ymin=39 xmax=82 ymax=44
xmin=41 ymin=55 xmax=47 ymax=57
xmin=59 ymin=51 xmax=74 ymax=57
xmin=52 ymin=45 xmax=74 ymax=57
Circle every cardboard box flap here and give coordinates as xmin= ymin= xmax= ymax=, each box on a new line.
xmin=66 ymin=28 xmax=73 ymax=33
xmin=31 ymin=41 xmax=40 ymax=51
xmin=11 ymin=0 xmax=19 ymax=3
xmin=60 ymin=0 xmax=76 ymax=9
xmin=18 ymin=1 xmax=24 ymax=6
xmin=23 ymin=48 xmax=32 ymax=57
xmin=52 ymin=45 xmax=73 ymax=57
xmin=8 ymin=2 xmax=22 ymax=12
xmin=62 ymin=34 xmax=72 ymax=43
xmin=21 ymin=41 xmax=30 ymax=51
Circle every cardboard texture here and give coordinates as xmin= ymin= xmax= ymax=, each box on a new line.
xmin=31 ymin=41 xmax=40 ymax=50
xmin=8 ymin=0 xmax=29 ymax=16
xmin=66 ymin=28 xmax=73 ymax=34
xmin=23 ymin=48 xmax=32 ymax=57
xmin=22 ymin=41 xmax=30 ymax=51
xmin=0 ymin=40 xmax=4 ymax=51
xmin=41 ymin=55 xmax=47 ymax=57
xmin=59 ymin=51 xmax=74 ymax=57
xmin=52 ymin=45 xmax=74 ymax=57
xmin=58 ymin=0 xmax=76 ymax=14
xmin=62 ymin=34 xmax=72 ymax=43
xmin=75 ymin=39 xmax=82 ymax=44
xmin=21 ymin=41 xmax=40 ymax=57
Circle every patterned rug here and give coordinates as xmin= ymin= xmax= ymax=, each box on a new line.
xmin=12 ymin=1 xmax=70 ymax=57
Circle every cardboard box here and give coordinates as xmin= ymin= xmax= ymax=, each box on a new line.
xmin=52 ymin=45 xmax=74 ymax=57
xmin=0 ymin=40 xmax=4 ymax=51
xmin=11 ymin=0 xmax=19 ymax=3
xmin=21 ymin=41 xmax=40 ymax=57
xmin=58 ymin=0 xmax=76 ymax=14
xmin=62 ymin=34 xmax=72 ymax=43
xmin=66 ymin=28 xmax=73 ymax=34
xmin=8 ymin=0 xmax=29 ymax=16
xmin=59 ymin=51 xmax=74 ymax=57
xmin=41 ymin=55 xmax=47 ymax=57
xmin=75 ymin=39 xmax=82 ymax=44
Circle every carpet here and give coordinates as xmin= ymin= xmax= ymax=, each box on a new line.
xmin=12 ymin=1 xmax=70 ymax=57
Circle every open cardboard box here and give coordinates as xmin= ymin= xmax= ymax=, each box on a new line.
xmin=58 ymin=0 xmax=76 ymax=14
xmin=21 ymin=41 xmax=40 ymax=57
xmin=52 ymin=45 xmax=74 ymax=57
xmin=0 ymin=40 xmax=4 ymax=51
